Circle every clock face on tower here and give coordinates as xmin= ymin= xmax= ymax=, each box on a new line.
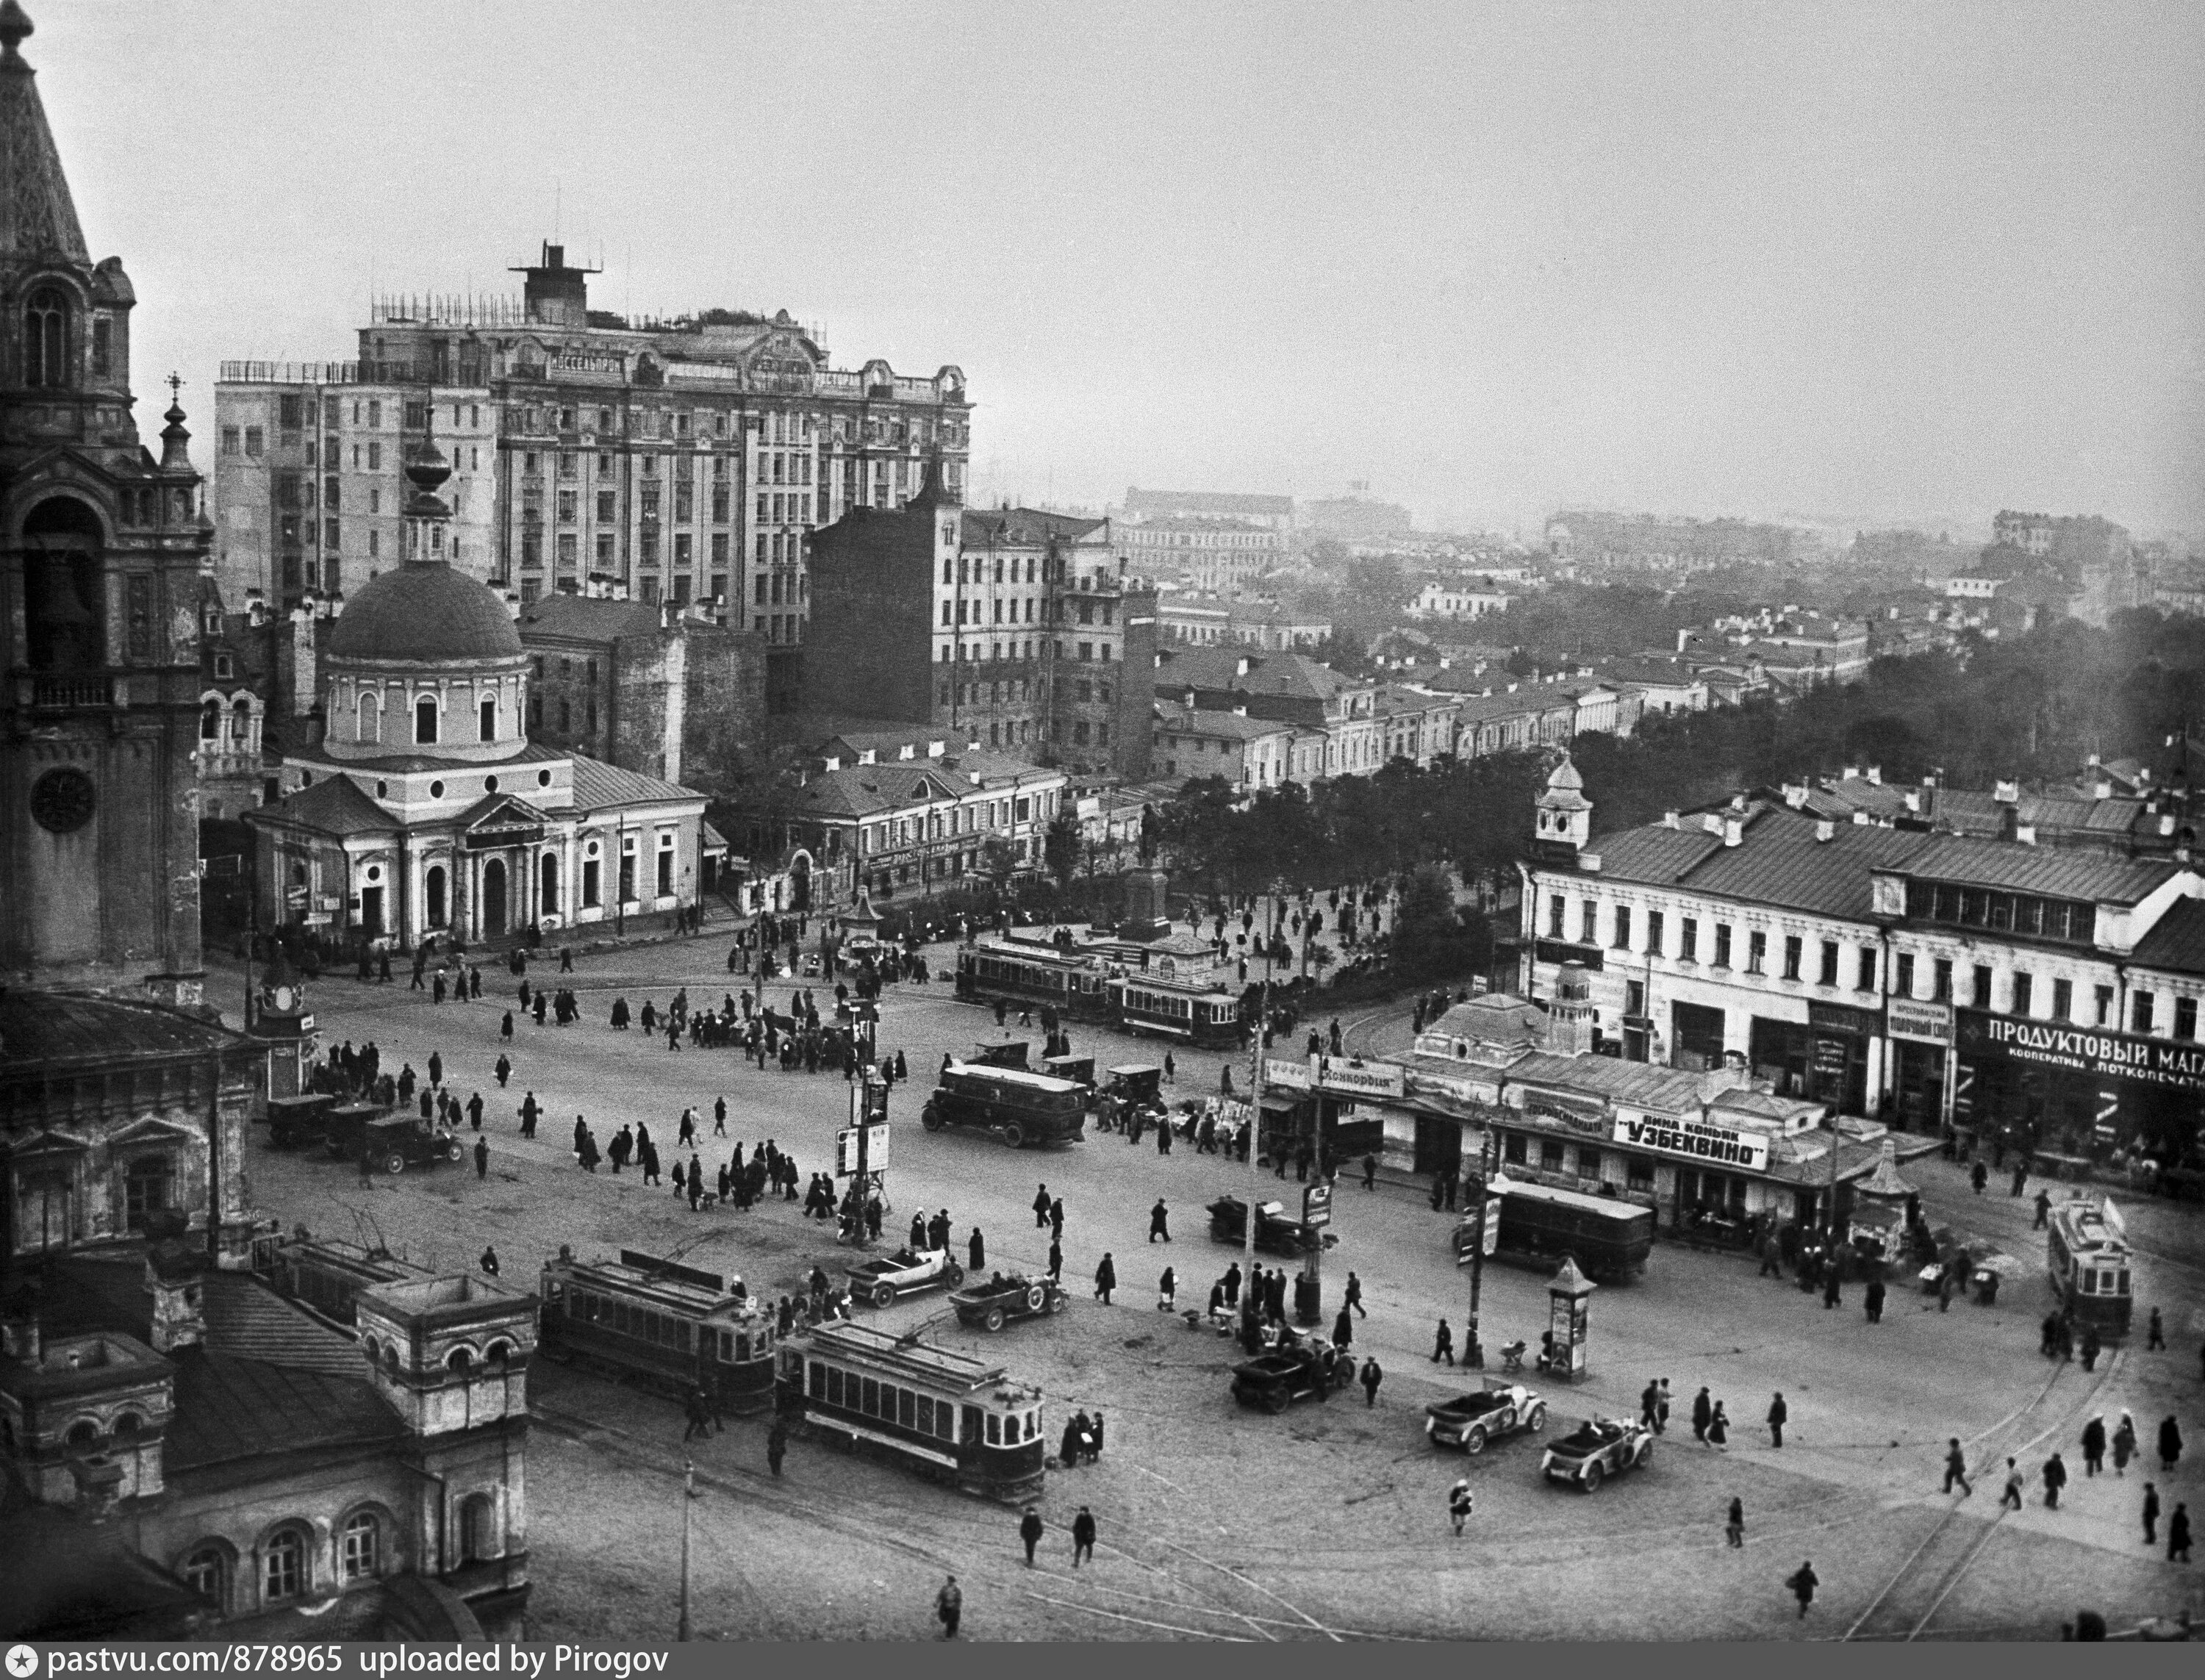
xmin=29 ymin=767 xmax=98 ymax=833
xmin=268 ymin=985 xmax=299 ymax=1014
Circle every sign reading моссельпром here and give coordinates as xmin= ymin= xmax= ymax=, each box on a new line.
xmin=1957 ymin=1009 xmax=2205 ymax=1095
xmin=1610 ymin=1111 xmax=1772 ymax=1172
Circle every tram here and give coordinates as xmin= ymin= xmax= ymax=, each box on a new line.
xmin=1107 ymin=973 xmax=1245 ymax=1047
xmin=253 ymin=1231 xmax=434 ymax=1327
xmin=776 ymin=1319 xmax=1046 ymax=1501
xmin=2046 ymin=1195 xmax=2133 ymax=1335
xmin=538 ymin=1246 xmax=778 ymax=1413
xmin=956 ymin=944 xmax=1110 ymax=1019
xmin=956 ymin=944 xmax=1246 ymax=1047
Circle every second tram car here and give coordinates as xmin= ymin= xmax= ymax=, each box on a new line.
xmin=778 ymin=1319 xmax=1046 ymax=1501
xmin=1106 ymin=973 xmax=1244 ymax=1047
xmin=539 ymin=1246 xmax=778 ymax=1412
xmin=2046 ymin=1195 xmax=2133 ymax=1335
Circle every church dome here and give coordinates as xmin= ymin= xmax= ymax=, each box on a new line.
xmin=1545 ymin=752 xmax=1584 ymax=793
xmin=327 ymin=559 xmax=523 ymax=663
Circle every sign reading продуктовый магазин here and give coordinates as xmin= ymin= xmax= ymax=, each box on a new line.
xmin=1957 ymin=1008 xmax=2205 ymax=1094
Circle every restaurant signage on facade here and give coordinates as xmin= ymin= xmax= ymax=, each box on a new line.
xmin=1610 ymin=1111 xmax=1772 ymax=1172
xmin=1956 ymin=1009 xmax=2205 ymax=1095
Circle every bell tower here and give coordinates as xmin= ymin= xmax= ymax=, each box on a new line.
xmin=0 ymin=1 xmax=214 ymax=1002
xmin=1532 ymin=750 xmax=1593 ymax=860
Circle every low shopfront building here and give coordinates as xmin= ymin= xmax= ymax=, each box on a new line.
xmin=1954 ymin=1007 xmax=2205 ymax=1162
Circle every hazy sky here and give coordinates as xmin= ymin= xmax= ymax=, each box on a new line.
xmin=43 ymin=0 xmax=2205 ymax=536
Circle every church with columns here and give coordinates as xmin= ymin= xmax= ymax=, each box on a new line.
xmin=245 ymin=429 xmax=714 ymax=947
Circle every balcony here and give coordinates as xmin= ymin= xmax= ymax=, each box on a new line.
xmin=12 ymin=671 xmax=123 ymax=711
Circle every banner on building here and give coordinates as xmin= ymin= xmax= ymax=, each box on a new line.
xmin=1956 ymin=1009 xmax=2205 ymax=1095
xmin=1263 ymin=1056 xmax=1405 ymax=1100
xmin=1610 ymin=1111 xmax=1771 ymax=1172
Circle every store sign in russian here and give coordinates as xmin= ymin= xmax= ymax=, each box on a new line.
xmin=1887 ymin=999 xmax=1954 ymax=1044
xmin=1610 ymin=1110 xmax=1772 ymax=1172
xmin=1957 ymin=1009 xmax=2205 ymax=1094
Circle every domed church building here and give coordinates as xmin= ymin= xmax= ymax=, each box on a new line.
xmin=245 ymin=437 xmax=713 ymax=947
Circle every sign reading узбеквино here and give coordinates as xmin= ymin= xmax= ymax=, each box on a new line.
xmin=1610 ymin=1113 xmax=1772 ymax=1172
xmin=1957 ymin=1009 xmax=2205 ymax=1094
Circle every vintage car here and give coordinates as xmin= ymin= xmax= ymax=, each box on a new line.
xmin=357 ymin=1114 xmax=465 ymax=1176
xmin=263 ymin=1093 xmax=337 ymax=1149
xmin=949 ymin=1272 xmax=1069 ymax=1332
xmin=847 ymin=1246 xmax=966 ymax=1308
xmin=1230 ymin=1339 xmax=1355 ymax=1413
xmin=920 ymin=1060 xmax=1088 ymax=1149
xmin=1539 ymin=1415 xmax=1656 ymax=1492
xmin=1424 ymin=1379 xmax=1548 ymax=1454
xmin=1205 ymin=1195 xmax=1338 ymax=1257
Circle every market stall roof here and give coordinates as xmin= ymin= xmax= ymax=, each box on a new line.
xmin=1856 ymin=1147 xmax=1918 ymax=1202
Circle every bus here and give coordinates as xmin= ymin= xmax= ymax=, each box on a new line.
xmin=538 ymin=1246 xmax=778 ymax=1414
xmin=1107 ymin=974 xmax=1245 ymax=1047
xmin=921 ymin=1060 xmax=1089 ymax=1149
xmin=776 ymin=1319 xmax=1046 ymax=1501
xmin=2046 ymin=1195 xmax=2132 ymax=1335
xmin=956 ymin=944 xmax=1110 ymax=1019
xmin=1454 ymin=1177 xmax=1654 ymax=1282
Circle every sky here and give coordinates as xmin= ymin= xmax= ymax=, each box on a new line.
xmin=40 ymin=0 xmax=2205 ymax=538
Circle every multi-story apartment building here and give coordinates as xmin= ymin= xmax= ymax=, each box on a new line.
xmin=514 ymin=592 xmax=766 ymax=790
xmin=1157 ymin=596 xmax=1331 ymax=651
xmin=1151 ymin=645 xmax=1408 ymax=781
xmin=1408 ymin=578 xmax=1513 ymax=620
xmin=1151 ymin=698 xmax=1299 ymax=793
xmin=212 ymin=370 xmax=498 ymax=609
xmin=220 ymin=245 xmax=970 ymax=709
xmin=725 ymin=745 xmax=1069 ymax=905
xmin=1116 ymin=517 xmax=1285 ymax=589
xmin=1517 ymin=762 xmax=2205 ymax=1162
xmin=802 ymin=469 xmax=1157 ymax=780
xmin=1122 ymin=487 xmax=1297 ymax=535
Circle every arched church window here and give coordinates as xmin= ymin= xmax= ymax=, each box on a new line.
xmin=415 ymin=696 xmax=438 ymax=745
xmin=479 ymin=697 xmax=497 ymax=742
xmin=357 ymin=692 xmax=381 ymax=744
xmin=25 ymin=288 xmax=68 ymax=388
xmin=201 ymin=700 xmax=222 ymax=741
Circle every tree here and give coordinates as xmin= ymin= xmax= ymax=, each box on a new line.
xmin=1044 ymin=811 xmax=1080 ymax=889
xmin=981 ymin=836 xmax=1018 ymax=894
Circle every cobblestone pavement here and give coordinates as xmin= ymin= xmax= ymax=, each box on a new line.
xmin=219 ymin=941 xmax=2204 ymax=1639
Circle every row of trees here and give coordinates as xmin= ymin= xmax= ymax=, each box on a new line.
xmin=1146 ymin=614 xmax=2204 ymax=902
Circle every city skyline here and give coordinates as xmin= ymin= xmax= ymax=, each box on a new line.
xmin=60 ymin=0 xmax=2205 ymax=537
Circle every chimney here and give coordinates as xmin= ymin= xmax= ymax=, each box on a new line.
xmin=1841 ymin=764 xmax=1859 ymax=780
xmin=2093 ymin=776 xmax=2112 ymax=801
xmin=1702 ymin=812 xmax=1725 ymax=835
xmin=1903 ymin=789 xmax=1920 ymax=814
xmin=1815 ymin=819 xmax=1835 ymax=842
xmin=1993 ymin=779 xmax=2020 ymax=805
xmin=2017 ymin=822 xmax=2037 ymax=846
xmin=1662 ymin=809 xmax=1680 ymax=829
xmin=1852 ymin=810 xmax=1871 ymax=825
xmin=144 ymin=1230 xmax=207 ymax=1354
xmin=1723 ymin=817 xmax=1743 ymax=847
xmin=1782 ymin=782 xmax=1807 ymax=808
xmin=1865 ymin=764 xmax=1882 ymax=786
xmin=2087 ymin=753 xmax=2101 ymax=768
xmin=1236 ymin=656 xmax=1250 ymax=678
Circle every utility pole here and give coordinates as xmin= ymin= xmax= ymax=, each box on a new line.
xmin=1466 ymin=1128 xmax=1498 ymax=1357
xmin=676 ymin=1457 xmax=697 ymax=1641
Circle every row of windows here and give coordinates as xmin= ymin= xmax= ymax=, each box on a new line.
xmin=1559 ymin=891 xmax=2204 ymax=1041
xmin=179 ymin=1501 xmax=498 ymax=1615
xmin=804 ymin=1360 xmax=1039 ymax=1448
xmin=936 ymin=639 xmax=1115 ymax=664
xmin=1498 ymin=1130 xmax=1661 ymax=1193
xmin=1904 ymin=881 xmax=2096 ymax=946
xmin=942 ymin=676 xmax=1114 ymax=707
xmin=1552 ymin=896 xmax=1882 ymax=991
